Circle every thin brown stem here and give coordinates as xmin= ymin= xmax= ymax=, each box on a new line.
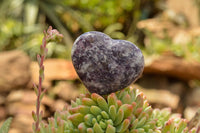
xmin=35 ymin=76 xmax=42 ymax=131
xmin=32 ymin=26 xmax=63 ymax=132
xmin=35 ymin=57 xmax=44 ymax=131
xmin=35 ymin=43 xmax=45 ymax=131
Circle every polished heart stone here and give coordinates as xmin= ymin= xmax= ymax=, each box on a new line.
xmin=71 ymin=31 xmax=144 ymax=95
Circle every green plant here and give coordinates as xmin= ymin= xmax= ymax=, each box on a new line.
xmin=35 ymin=87 xmax=197 ymax=133
xmin=0 ymin=0 xmax=72 ymax=59
xmin=32 ymin=26 xmax=63 ymax=132
xmin=0 ymin=117 xmax=12 ymax=133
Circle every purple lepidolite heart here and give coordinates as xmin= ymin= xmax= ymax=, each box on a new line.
xmin=71 ymin=31 xmax=144 ymax=95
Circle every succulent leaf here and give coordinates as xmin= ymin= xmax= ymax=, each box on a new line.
xmin=78 ymin=122 xmax=87 ymax=133
xmin=68 ymin=113 xmax=84 ymax=126
xmin=91 ymin=93 xmax=101 ymax=102
xmin=137 ymin=117 xmax=147 ymax=128
xmin=119 ymin=104 xmax=133 ymax=119
xmin=84 ymin=114 xmax=95 ymax=126
xmin=101 ymin=111 xmax=109 ymax=119
xmin=121 ymin=94 xmax=132 ymax=104
xmin=114 ymin=109 xmax=124 ymax=125
xmin=106 ymin=124 xmax=116 ymax=133
xmin=93 ymin=123 xmax=104 ymax=133
xmin=109 ymin=105 xmax=117 ymax=121
xmin=130 ymin=119 xmax=138 ymax=130
xmin=90 ymin=106 xmax=102 ymax=116
xmin=135 ymin=94 xmax=143 ymax=108
xmin=116 ymin=119 xmax=130 ymax=132
xmin=82 ymin=98 xmax=97 ymax=106
xmin=97 ymin=97 xmax=109 ymax=112
xmin=87 ymin=128 xmax=94 ymax=133
xmin=108 ymin=93 xmax=118 ymax=107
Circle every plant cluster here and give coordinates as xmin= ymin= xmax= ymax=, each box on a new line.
xmin=35 ymin=87 xmax=197 ymax=133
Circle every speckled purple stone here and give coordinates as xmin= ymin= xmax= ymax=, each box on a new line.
xmin=71 ymin=31 xmax=144 ymax=95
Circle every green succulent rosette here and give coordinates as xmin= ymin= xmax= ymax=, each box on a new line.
xmin=38 ymin=87 xmax=197 ymax=133
xmin=65 ymin=88 xmax=157 ymax=133
xmin=152 ymin=108 xmax=197 ymax=133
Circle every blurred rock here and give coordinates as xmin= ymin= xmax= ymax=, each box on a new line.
xmin=6 ymin=90 xmax=45 ymax=116
xmin=144 ymin=55 xmax=200 ymax=80
xmin=11 ymin=114 xmax=33 ymax=133
xmin=172 ymin=30 xmax=192 ymax=44
xmin=7 ymin=90 xmax=36 ymax=104
xmin=162 ymin=9 xmax=188 ymax=27
xmin=31 ymin=57 xmax=200 ymax=82
xmin=0 ymin=106 xmax=6 ymax=120
xmin=137 ymin=18 xmax=179 ymax=39
xmin=137 ymin=74 xmax=169 ymax=90
xmin=52 ymin=81 xmax=80 ymax=101
xmin=42 ymin=95 xmax=54 ymax=108
xmin=0 ymin=95 xmax=5 ymax=105
xmin=31 ymin=59 xmax=78 ymax=87
xmin=184 ymin=106 xmax=200 ymax=121
xmin=7 ymin=90 xmax=54 ymax=106
xmin=137 ymin=74 xmax=187 ymax=95
xmin=167 ymin=0 xmax=199 ymax=27
xmin=169 ymin=83 xmax=186 ymax=96
xmin=190 ymin=27 xmax=200 ymax=37
xmin=54 ymin=99 xmax=67 ymax=111
xmin=0 ymin=50 xmax=31 ymax=92
xmin=9 ymin=128 xmax=21 ymax=133
xmin=132 ymin=84 xmax=180 ymax=109
xmin=137 ymin=17 xmax=200 ymax=42
xmin=7 ymin=102 xmax=38 ymax=116
xmin=187 ymin=108 xmax=200 ymax=130
xmin=7 ymin=90 xmax=26 ymax=103
xmin=186 ymin=88 xmax=200 ymax=106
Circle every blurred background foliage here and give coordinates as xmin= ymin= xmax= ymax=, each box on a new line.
xmin=143 ymin=30 xmax=200 ymax=62
xmin=0 ymin=0 xmax=163 ymax=59
xmin=0 ymin=0 xmax=200 ymax=62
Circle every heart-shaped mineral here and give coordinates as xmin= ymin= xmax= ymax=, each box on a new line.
xmin=71 ymin=31 xmax=144 ymax=95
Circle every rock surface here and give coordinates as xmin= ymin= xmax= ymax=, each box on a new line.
xmin=30 ymin=57 xmax=200 ymax=82
xmin=0 ymin=50 xmax=31 ymax=92
xmin=133 ymin=84 xmax=180 ymax=109
xmin=167 ymin=0 xmax=199 ymax=27
xmin=145 ymin=55 xmax=200 ymax=80
xmin=52 ymin=81 xmax=80 ymax=101
xmin=31 ymin=59 xmax=77 ymax=88
xmin=71 ymin=31 xmax=144 ymax=95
